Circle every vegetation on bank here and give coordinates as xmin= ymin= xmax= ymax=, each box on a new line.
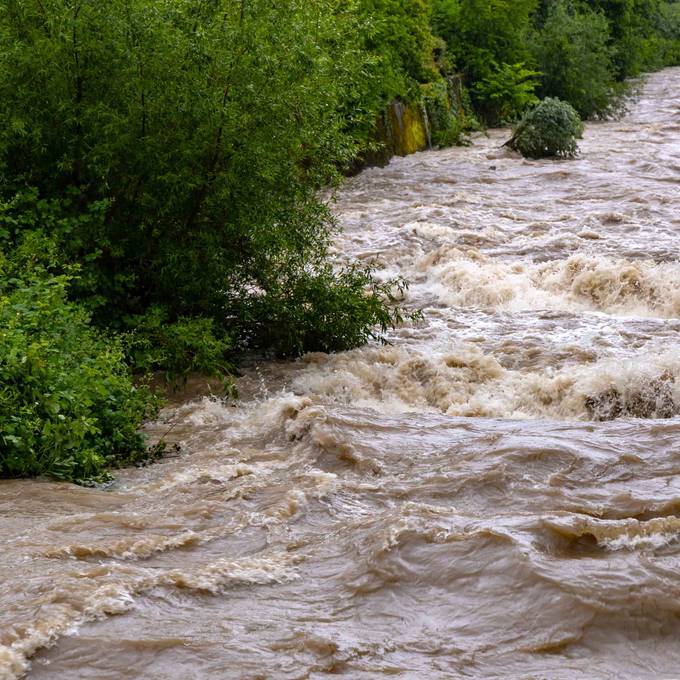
xmin=0 ymin=0 xmax=678 ymax=481
xmin=0 ymin=231 xmax=156 ymax=481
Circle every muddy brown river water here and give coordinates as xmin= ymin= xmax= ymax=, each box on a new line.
xmin=2 ymin=68 xmax=680 ymax=679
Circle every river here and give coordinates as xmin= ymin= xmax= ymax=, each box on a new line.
xmin=1 ymin=67 xmax=679 ymax=679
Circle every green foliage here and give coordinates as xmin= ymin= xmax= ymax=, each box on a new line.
xmin=235 ymin=263 xmax=415 ymax=358
xmin=432 ymin=0 xmax=537 ymax=81
xmin=474 ymin=62 xmax=541 ymax=123
xmin=1 ymin=0 xmax=677 ymax=484
xmin=357 ymin=0 xmax=438 ymax=103
xmin=585 ymin=0 xmax=670 ymax=76
xmin=507 ymin=96 xmax=584 ymax=158
xmin=657 ymin=2 xmax=680 ymax=65
xmin=0 ymin=0 xmax=406 ymax=362
xmin=431 ymin=0 xmax=538 ymax=121
xmin=531 ymin=0 xmax=621 ymax=118
xmin=432 ymin=0 xmax=677 ymax=122
xmin=347 ymin=0 xmax=463 ymax=161
xmin=123 ymin=307 xmax=232 ymax=384
xmin=422 ymin=80 xmax=464 ymax=147
xmin=0 ymin=243 xmax=156 ymax=481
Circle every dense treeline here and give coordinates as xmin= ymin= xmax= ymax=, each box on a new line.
xmin=1 ymin=0 xmax=678 ymax=480
xmin=429 ymin=0 xmax=680 ymax=122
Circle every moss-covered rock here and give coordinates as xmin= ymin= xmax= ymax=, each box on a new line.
xmin=388 ymin=101 xmax=429 ymax=156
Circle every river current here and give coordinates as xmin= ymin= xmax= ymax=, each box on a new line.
xmin=1 ymin=68 xmax=679 ymax=679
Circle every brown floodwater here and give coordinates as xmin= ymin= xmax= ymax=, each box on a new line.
xmin=2 ymin=68 xmax=680 ymax=679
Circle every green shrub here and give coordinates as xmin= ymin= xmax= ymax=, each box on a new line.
xmin=431 ymin=0 xmax=538 ymax=82
xmin=356 ymin=0 xmax=438 ymax=103
xmin=507 ymin=97 xmax=584 ymax=158
xmin=531 ymin=0 xmax=621 ymax=118
xmin=346 ymin=1 xmax=463 ymax=163
xmin=422 ymin=80 xmax=464 ymax=147
xmin=231 ymin=261 xmax=416 ymax=358
xmin=586 ymin=0 xmax=679 ymax=76
xmin=0 ymin=267 xmax=156 ymax=481
xmin=431 ymin=0 xmax=538 ymax=121
xmin=658 ymin=2 xmax=680 ymax=65
xmin=123 ymin=307 xmax=233 ymax=385
xmin=474 ymin=62 xmax=540 ymax=123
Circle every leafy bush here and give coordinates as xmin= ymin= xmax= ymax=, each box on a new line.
xmin=422 ymin=80 xmax=464 ymax=147
xmin=357 ymin=0 xmax=438 ymax=103
xmin=123 ymin=307 xmax=233 ymax=384
xmin=231 ymin=257 xmax=416 ymax=358
xmin=657 ymin=2 xmax=680 ymax=65
xmin=432 ymin=0 xmax=678 ymax=122
xmin=474 ymin=62 xmax=540 ymax=123
xmin=431 ymin=0 xmax=538 ymax=121
xmin=586 ymin=0 xmax=679 ymax=76
xmin=347 ymin=1 xmax=462 ymax=164
xmin=507 ymin=97 xmax=584 ymax=158
xmin=432 ymin=0 xmax=537 ymax=82
xmin=0 ymin=264 xmax=155 ymax=481
xmin=531 ymin=0 xmax=621 ymax=118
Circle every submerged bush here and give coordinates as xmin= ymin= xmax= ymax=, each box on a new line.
xmin=507 ymin=97 xmax=584 ymax=158
xmin=123 ymin=307 xmax=232 ymax=384
xmin=235 ymin=263 xmax=414 ymax=358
